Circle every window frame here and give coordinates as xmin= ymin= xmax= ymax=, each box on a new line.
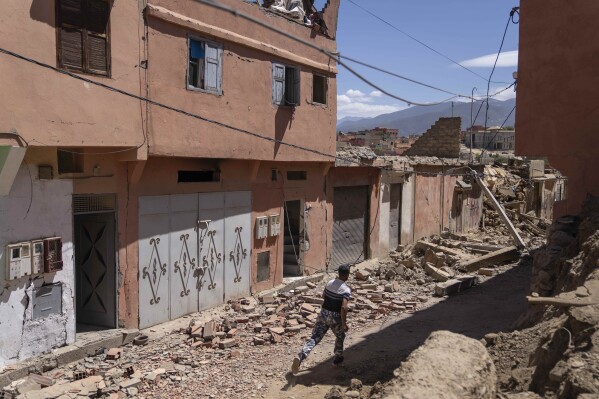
xmin=55 ymin=0 xmax=112 ymax=77
xmin=272 ymin=62 xmax=301 ymax=107
xmin=186 ymin=35 xmax=224 ymax=96
xmin=311 ymin=73 xmax=328 ymax=105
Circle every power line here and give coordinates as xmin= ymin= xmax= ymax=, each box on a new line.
xmin=0 ymin=45 xmax=485 ymax=179
xmin=484 ymin=104 xmax=516 ymax=150
xmin=194 ymin=0 xmax=470 ymax=106
xmin=339 ymin=55 xmax=464 ymax=98
xmin=345 ymin=0 xmax=510 ymax=85
xmin=483 ymin=7 xmax=519 ymax=146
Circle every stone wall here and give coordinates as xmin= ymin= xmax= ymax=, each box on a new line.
xmin=404 ymin=117 xmax=461 ymax=158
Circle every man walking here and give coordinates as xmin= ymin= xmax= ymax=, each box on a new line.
xmin=291 ymin=264 xmax=351 ymax=374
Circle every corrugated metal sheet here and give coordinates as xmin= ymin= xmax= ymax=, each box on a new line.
xmin=332 ymin=186 xmax=369 ymax=267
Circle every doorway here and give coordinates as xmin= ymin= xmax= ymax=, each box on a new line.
xmin=283 ymin=200 xmax=302 ymax=276
xmin=389 ymin=184 xmax=402 ymax=249
xmin=73 ymin=195 xmax=117 ymax=331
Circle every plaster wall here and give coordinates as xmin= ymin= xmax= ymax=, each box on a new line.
xmin=0 ymin=0 xmax=145 ymax=149
xmin=516 ymin=0 xmax=599 ymax=216
xmin=68 ymin=155 xmax=331 ymax=327
xmin=376 ymin=183 xmax=390 ymax=257
xmin=400 ymin=175 xmax=415 ymax=245
xmin=252 ymin=162 xmax=331 ymax=293
xmin=329 ymin=166 xmax=381 ymax=260
xmin=0 ymin=158 xmax=75 ymax=367
xmin=146 ymin=12 xmax=337 ymax=161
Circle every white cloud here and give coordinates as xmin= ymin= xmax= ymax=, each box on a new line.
xmin=338 ymin=103 xmax=405 ymax=119
xmin=346 ymin=89 xmax=367 ymax=98
xmin=459 ymin=50 xmax=518 ymax=68
xmin=337 ymin=89 xmax=404 ymax=118
xmin=490 ymin=85 xmax=516 ymax=101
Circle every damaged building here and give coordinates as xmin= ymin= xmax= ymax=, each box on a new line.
xmin=331 ymin=117 xmax=566 ymax=268
xmin=0 ymin=0 xmax=340 ymax=365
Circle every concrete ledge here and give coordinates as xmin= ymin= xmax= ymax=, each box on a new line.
xmin=0 ymin=328 xmax=138 ymax=390
xmin=278 ymin=273 xmax=328 ymax=294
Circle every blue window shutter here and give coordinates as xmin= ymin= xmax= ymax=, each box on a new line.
xmin=204 ymin=42 xmax=221 ymax=93
xmin=190 ymin=39 xmax=204 ymax=59
xmin=272 ymin=63 xmax=285 ymax=105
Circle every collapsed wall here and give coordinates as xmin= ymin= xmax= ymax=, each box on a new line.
xmin=487 ymin=195 xmax=599 ymax=398
xmin=404 ymin=117 xmax=461 ymax=158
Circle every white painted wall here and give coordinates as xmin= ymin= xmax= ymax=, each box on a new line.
xmin=401 ymin=175 xmax=415 ymax=245
xmin=377 ymin=183 xmax=390 ymax=257
xmin=0 ymin=163 xmax=75 ymax=366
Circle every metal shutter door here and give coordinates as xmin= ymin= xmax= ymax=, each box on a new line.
xmin=332 ymin=186 xmax=369 ymax=268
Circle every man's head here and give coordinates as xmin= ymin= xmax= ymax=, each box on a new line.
xmin=337 ymin=264 xmax=351 ymax=281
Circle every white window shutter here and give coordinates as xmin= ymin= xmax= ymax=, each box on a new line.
xmin=204 ymin=42 xmax=221 ymax=94
xmin=272 ymin=63 xmax=285 ymax=105
xmin=293 ymin=66 xmax=301 ymax=105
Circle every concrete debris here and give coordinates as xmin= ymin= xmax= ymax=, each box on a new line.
xmin=487 ymin=196 xmax=599 ymax=398
xmin=457 ymin=246 xmax=520 ymax=272
xmin=385 ymin=331 xmax=497 ymax=399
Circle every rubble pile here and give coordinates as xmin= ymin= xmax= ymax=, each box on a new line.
xmin=487 ymin=196 xmax=599 ymax=398
xmin=0 ymin=267 xmax=435 ymax=399
xmin=481 ymin=164 xmax=551 ymax=247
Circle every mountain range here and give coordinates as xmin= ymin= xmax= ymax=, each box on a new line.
xmin=337 ymin=98 xmax=516 ymax=136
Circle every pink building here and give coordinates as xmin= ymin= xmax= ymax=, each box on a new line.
xmin=0 ymin=0 xmax=340 ymax=364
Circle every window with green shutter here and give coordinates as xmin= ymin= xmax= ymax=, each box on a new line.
xmin=56 ymin=0 xmax=111 ymax=76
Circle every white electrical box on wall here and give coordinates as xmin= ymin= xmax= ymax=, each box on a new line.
xmin=31 ymin=240 xmax=44 ymax=275
xmin=255 ymin=216 xmax=268 ymax=239
xmin=6 ymin=242 xmax=31 ymax=280
xmin=269 ymin=214 xmax=281 ymax=237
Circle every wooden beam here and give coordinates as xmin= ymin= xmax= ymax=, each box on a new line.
xmin=474 ymin=173 xmax=526 ymax=249
xmin=527 ymin=296 xmax=599 ymax=307
xmin=457 ymin=246 xmax=519 ymax=272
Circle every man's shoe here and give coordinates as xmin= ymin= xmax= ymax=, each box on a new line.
xmin=291 ymin=356 xmax=302 ymax=374
xmin=333 ymin=355 xmax=344 ymax=366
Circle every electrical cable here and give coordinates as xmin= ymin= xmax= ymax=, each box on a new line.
xmin=483 ymin=7 xmax=519 ymax=147
xmin=345 ymin=0 xmax=510 ymax=85
xmin=193 ymin=0 xmax=470 ymax=106
xmin=483 ymin=104 xmax=516 ymax=151
xmin=0 ymin=45 xmax=493 ymax=173
xmin=339 ymin=54 xmax=466 ymax=99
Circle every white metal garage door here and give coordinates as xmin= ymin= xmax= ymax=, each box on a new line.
xmin=138 ymin=191 xmax=251 ymax=328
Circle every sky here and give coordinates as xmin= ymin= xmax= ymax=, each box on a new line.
xmin=332 ymin=0 xmax=520 ymax=120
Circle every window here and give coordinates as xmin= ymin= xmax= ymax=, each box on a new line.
xmin=178 ymin=170 xmax=220 ymax=183
xmin=56 ymin=0 xmax=110 ymax=76
xmin=188 ymin=38 xmax=223 ymax=94
xmin=555 ymin=178 xmax=568 ymax=202
xmin=312 ymin=73 xmax=327 ymax=104
xmin=287 ymin=171 xmax=307 ymax=181
xmin=257 ymin=251 xmax=270 ymax=282
xmin=57 ymin=148 xmax=84 ymax=174
xmin=272 ymin=63 xmax=300 ymax=106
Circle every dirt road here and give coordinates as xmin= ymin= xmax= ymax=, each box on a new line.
xmin=265 ymin=260 xmax=531 ymax=398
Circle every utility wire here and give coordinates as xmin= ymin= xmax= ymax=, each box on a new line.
xmin=0 ymin=45 xmax=485 ymax=178
xmin=483 ymin=7 xmax=519 ymax=147
xmin=195 ymin=0 xmax=472 ymax=106
xmin=339 ymin=54 xmax=464 ymax=98
xmin=345 ymin=0 xmax=510 ymax=85
xmin=484 ymin=104 xmax=516 ymax=151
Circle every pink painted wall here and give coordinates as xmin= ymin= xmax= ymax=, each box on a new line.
xmin=0 ymin=0 xmax=145 ymax=149
xmin=329 ymin=166 xmax=381 ymax=259
xmin=145 ymin=0 xmax=338 ymax=162
xmin=516 ymin=0 xmax=599 ymax=216
xmin=251 ymin=162 xmax=332 ymax=293
xmin=69 ymin=155 xmax=331 ymax=327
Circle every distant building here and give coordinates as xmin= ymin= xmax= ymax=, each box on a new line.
xmin=337 ymin=127 xmax=400 ymax=155
xmin=464 ymin=127 xmax=516 ymax=151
